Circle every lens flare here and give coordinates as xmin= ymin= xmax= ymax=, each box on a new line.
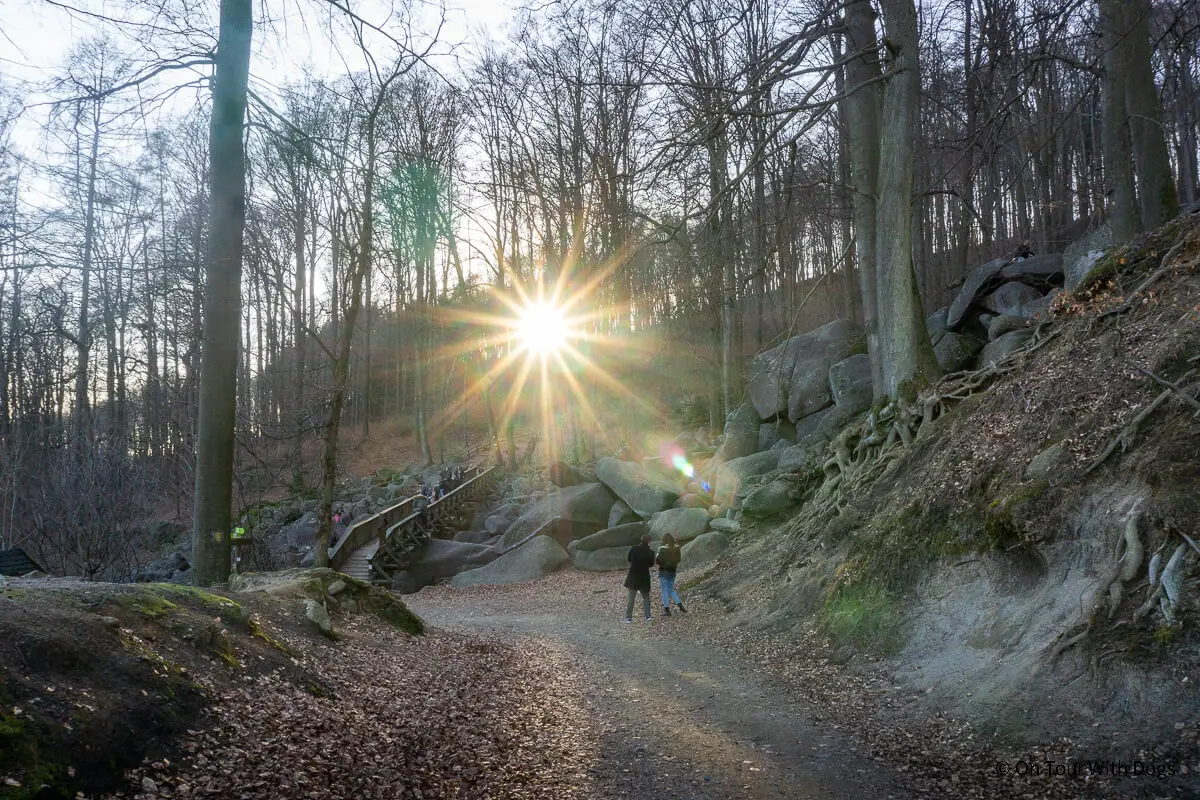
xmin=515 ymin=302 xmax=570 ymax=356
xmin=670 ymin=453 xmax=695 ymax=478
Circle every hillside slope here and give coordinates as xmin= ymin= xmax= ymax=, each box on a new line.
xmin=701 ymin=213 xmax=1200 ymax=760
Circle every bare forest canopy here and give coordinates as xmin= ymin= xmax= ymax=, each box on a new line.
xmin=0 ymin=0 xmax=1195 ymax=583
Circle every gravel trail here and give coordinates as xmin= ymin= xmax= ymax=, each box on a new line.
xmin=409 ymin=574 xmax=908 ymax=800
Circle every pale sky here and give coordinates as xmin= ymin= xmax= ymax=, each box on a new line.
xmin=1 ymin=0 xmax=518 ymax=276
xmin=1 ymin=0 xmax=516 ymax=148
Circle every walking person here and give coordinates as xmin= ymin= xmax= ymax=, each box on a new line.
xmin=623 ymin=533 xmax=655 ymax=623
xmin=656 ymin=533 xmax=686 ymax=616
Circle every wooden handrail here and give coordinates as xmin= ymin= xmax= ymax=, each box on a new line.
xmin=364 ymin=465 xmax=499 ymax=580
xmin=329 ymin=493 xmax=423 ymax=570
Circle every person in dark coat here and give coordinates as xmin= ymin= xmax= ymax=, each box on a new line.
xmin=623 ymin=534 xmax=655 ymax=622
xmin=655 ymin=533 xmax=686 ymax=616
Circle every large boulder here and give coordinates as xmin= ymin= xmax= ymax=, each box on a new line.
xmin=573 ymin=522 xmax=649 ymax=553
xmin=714 ymin=403 xmax=761 ymax=462
xmin=1064 ymin=223 xmax=1113 ymax=293
xmin=828 ymin=354 xmax=872 ymax=415
xmin=596 ymin=457 xmax=679 ymax=518
xmin=926 ymin=307 xmax=950 ymax=346
xmin=776 ymin=444 xmax=819 ymax=473
xmin=708 ymin=517 xmax=740 ymax=533
xmin=745 ymin=319 xmax=862 ymax=420
xmin=757 ymin=420 xmax=796 ymax=452
xmin=137 ymin=551 xmax=189 ymax=583
xmin=407 ymin=539 xmax=499 ymax=586
xmin=713 ymin=451 xmax=780 ymax=505
xmin=499 ymin=482 xmax=617 ymax=548
xmin=451 ymin=536 xmax=570 ymax=587
xmin=787 ymin=367 xmax=834 ymax=423
xmin=573 ymin=546 xmax=631 ymax=572
xmin=979 ymin=328 xmax=1035 ymax=367
xmin=648 ymin=507 xmax=711 ymax=544
xmin=304 ymin=599 xmax=333 ymax=635
xmin=741 ymin=479 xmax=796 ymax=517
xmin=545 ymin=461 xmax=587 ymax=488
xmin=483 ymin=503 xmax=520 ymax=535
xmin=947 ymin=257 xmax=1010 ymax=329
xmin=998 ymin=253 xmax=1064 ymax=287
xmin=1024 ymin=288 xmax=1061 ymax=320
xmin=454 ymin=530 xmax=493 ymax=544
xmin=986 ymin=314 xmax=1030 ymax=342
xmin=681 ymin=532 xmax=729 ymax=569
xmin=980 ymin=282 xmax=1043 ymax=317
xmin=280 ymin=512 xmax=319 ymax=550
xmin=814 ymin=403 xmax=863 ymax=441
xmin=608 ymin=500 xmax=638 ymax=528
xmin=934 ymin=331 xmax=984 ymax=372
xmin=793 ymin=406 xmax=831 ymax=440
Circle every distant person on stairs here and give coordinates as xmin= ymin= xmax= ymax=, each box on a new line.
xmin=655 ymin=534 xmax=686 ymax=616
xmin=623 ymin=534 xmax=655 ymax=623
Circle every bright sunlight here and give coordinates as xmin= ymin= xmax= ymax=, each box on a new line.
xmin=515 ymin=301 xmax=571 ymax=356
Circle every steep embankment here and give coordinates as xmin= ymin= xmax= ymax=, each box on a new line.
xmin=701 ymin=214 xmax=1200 ymax=760
xmin=0 ymin=570 xmax=589 ymax=799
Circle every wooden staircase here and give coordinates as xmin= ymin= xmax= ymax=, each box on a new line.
xmin=339 ymin=539 xmax=378 ymax=582
xmin=330 ymin=466 xmax=501 ymax=586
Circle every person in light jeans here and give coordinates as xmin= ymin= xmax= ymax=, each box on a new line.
xmin=655 ymin=533 xmax=686 ymax=615
xmin=623 ymin=533 xmax=655 ymax=622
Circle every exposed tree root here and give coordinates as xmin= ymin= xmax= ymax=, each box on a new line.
xmin=1099 ymin=240 xmax=1186 ymax=320
xmin=1083 ymin=371 xmax=1195 ymax=476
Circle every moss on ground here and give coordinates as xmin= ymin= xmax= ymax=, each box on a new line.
xmin=114 ymin=590 xmax=178 ymax=619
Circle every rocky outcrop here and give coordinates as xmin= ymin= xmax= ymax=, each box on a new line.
xmin=741 ymin=479 xmax=796 ymax=517
xmin=596 ymin=457 xmax=679 ymax=518
xmin=304 ymin=599 xmax=333 ymax=635
xmin=947 ymin=257 xmax=1010 ymax=329
xmin=572 ymin=546 xmax=630 ymax=572
xmin=714 ymin=451 xmax=779 ymax=505
xmin=545 ymin=461 xmax=588 ymax=488
xmin=681 ymin=532 xmax=729 ymax=569
xmin=499 ymin=482 xmax=617 ymax=548
xmin=647 ymin=507 xmax=710 ymax=543
xmin=933 ymin=331 xmax=983 ymax=372
xmin=1064 ymin=223 xmax=1113 ymax=293
xmin=998 ymin=253 xmax=1064 ymax=285
xmin=776 ymin=444 xmax=818 ymax=473
xmin=571 ymin=522 xmax=648 ymax=553
xmin=451 ymin=536 xmax=570 ymax=587
xmin=828 ymin=354 xmax=872 ymax=416
xmin=406 ymin=539 xmax=499 ymax=587
xmin=979 ymin=328 xmax=1035 ymax=367
xmin=484 ymin=503 xmax=520 ymax=535
xmin=714 ymin=403 xmax=761 ymax=462
xmin=135 ymin=551 xmax=190 ymax=584
xmin=980 ymin=282 xmax=1042 ymax=317
xmin=745 ymin=319 xmax=862 ymax=421
xmin=758 ymin=420 xmax=796 ymax=452
xmin=608 ymin=500 xmax=638 ymax=528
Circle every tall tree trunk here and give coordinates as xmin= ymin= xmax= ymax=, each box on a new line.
xmin=876 ymin=0 xmax=940 ymax=397
xmin=1123 ymin=0 xmax=1179 ymax=230
xmin=1099 ymin=0 xmax=1142 ymax=241
xmin=843 ymin=0 xmax=885 ymax=401
xmin=191 ymin=0 xmax=253 ymax=586
xmin=291 ymin=194 xmax=306 ymax=490
xmin=74 ymin=107 xmax=100 ymax=445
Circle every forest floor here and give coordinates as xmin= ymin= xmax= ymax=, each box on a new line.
xmin=406 ymin=571 xmax=1193 ymax=800
xmin=3 ymin=568 xmax=1191 ymax=800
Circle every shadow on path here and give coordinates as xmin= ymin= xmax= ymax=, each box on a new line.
xmin=412 ymin=599 xmax=909 ymax=800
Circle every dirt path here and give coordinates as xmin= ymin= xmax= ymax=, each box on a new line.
xmin=409 ymin=580 xmax=908 ymax=800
